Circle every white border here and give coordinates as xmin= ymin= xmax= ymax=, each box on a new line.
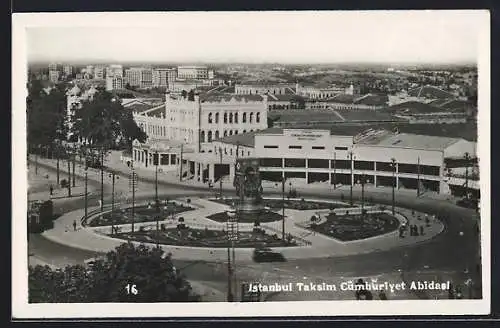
xmin=12 ymin=11 xmax=490 ymax=318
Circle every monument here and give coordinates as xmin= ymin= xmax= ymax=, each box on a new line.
xmin=233 ymin=157 xmax=265 ymax=214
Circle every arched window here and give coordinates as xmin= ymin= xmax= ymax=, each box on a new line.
xmin=229 ymin=113 xmax=233 ymax=123
xmin=256 ymin=112 xmax=260 ymax=123
xmin=249 ymin=112 xmax=254 ymax=123
xmin=224 ymin=112 xmax=227 ymax=124
xmin=234 ymin=113 xmax=238 ymax=123
xmin=215 ymin=131 xmax=219 ymax=139
xmin=224 ymin=130 xmax=228 ymax=137
xmin=208 ymin=131 xmax=212 ymax=142
xmin=243 ymin=129 xmax=246 ymax=133
xmin=234 ymin=130 xmax=238 ymax=135
xmin=243 ymin=112 xmax=247 ymax=123
xmin=230 ymin=149 xmax=233 ymax=155
xmin=229 ymin=130 xmax=233 ymax=136
xmin=215 ymin=112 xmax=219 ymax=123
xmin=208 ymin=112 xmax=213 ymax=124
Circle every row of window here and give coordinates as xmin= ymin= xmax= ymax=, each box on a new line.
xmin=133 ymin=150 xmax=177 ymax=166
xmin=263 ymin=145 xmax=349 ymax=151
xmin=258 ymin=158 xmax=441 ymax=175
xmin=200 ymin=129 xmax=255 ymax=143
xmin=208 ymin=112 xmax=261 ymax=124
xmin=140 ymin=123 xmax=167 ymax=137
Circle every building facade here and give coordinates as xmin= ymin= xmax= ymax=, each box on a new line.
xmin=105 ymin=75 xmax=125 ymax=91
xmin=234 ymin=83 xmax=295 ymax=96
xmin=177 ymin=66 xmax=209 ymax=79
xmin=296 ymin=83 xmax=353 ymax=99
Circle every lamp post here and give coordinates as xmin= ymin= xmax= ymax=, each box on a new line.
xmin=464 ymin=152 xmax=470 ymax=200
xmin=151 ymin=145 xmax=160 ymax=248
xmin=282 ymin=176 xmax=286 ymax=242
xmin=390 ymin=158 xmax=397 ymax=215
xmin=357 ymin=175 xmax=370 ymax=217
xmin=349 ymin=151 xmax=354 ymax=206
xmin=130 ymin=161 xmax=137 ymax=233
xmin=84 ymin=164 xmax=88 ymax=224
xmin=416 ymin=156 xmax=421 ymax=197
xmin=100 ymin=148 xmax=105 ymax=211
xmin=333 ymin=152 xmax=337 ymax=190
xmin=219 ymin=147 xmax=223 ymax=199
xmin=55 ymin=141 xmax=60 ymax=185
xmin=179 ymin=143 xmax=184 ymax=182
xmin=72 ymin=146 xmax=76 ymax=187
xmin=226 ymin=210 xmax=238 ymax=302
xmin=67 ymin=151 xmax=72 ymax=197
xmin=109 ymin=171 xmax=119 ymax=235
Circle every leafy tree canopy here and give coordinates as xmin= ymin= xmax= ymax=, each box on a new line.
xmin=29 ymin=242 xmax=200 ymax=303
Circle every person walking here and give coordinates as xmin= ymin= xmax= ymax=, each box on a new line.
xmin=49 ymin=184 xmax=53 ymax=196
xmin=73 ymin=220 xmax=77 ymax=231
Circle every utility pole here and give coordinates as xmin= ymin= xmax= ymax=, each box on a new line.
xmin=131 ymin=163 xmax=136 ymax=233
xmin=391 ymin=158 xmax=396 ymax=215
xmin=282 ymin=176 xmax=285 ymax=243
xmin=67 ymin=157 xmax=72 ymax=197
xmin=416 ymin=156 xmax=421 ymax=197
xmin=179 ymin=143 xmax=184 ymax=182
xmin=464 ymin=152 xmax=470 ymax=199
xmin=110 ymin=172 xmax=116 ymax=235
xmin=219 ymin=147 xmax=223 ymax=199
xmin=35 ymin=145 xmax=38 ymax=175
xmin=333 ymin=152 xmax=337 ymax=190
xmin=155 ymin=151 xmax=160 ymax=248
xmin=349 ymin=151 xmax=353 ymax=206
xmin=84 ymin=165 xmax=88 ymax=223
xmin=56 ymin=144 xmax=60 ymax=184
xmin=72 ymin=152 xmax=76 ymax=187
xmin=100 ymin=148 xmax=104 ymax=211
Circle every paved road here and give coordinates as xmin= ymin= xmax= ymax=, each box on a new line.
xmin=27 ymin=162 xmax=482 ymax=300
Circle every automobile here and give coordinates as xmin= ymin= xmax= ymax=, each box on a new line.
xmin=456 ymin=198 xmax=479 ymax=209
xmin=252 ymin=247 xmax=286 ymax=263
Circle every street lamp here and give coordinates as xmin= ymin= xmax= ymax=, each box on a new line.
xmin=219 ymin=147 xmax=223 ymax=199
xmin=84 ymin=164 xmax=88 ymax=224
xmin=357 ymin=175 xmax=370 ymax=217
xmin=109 ymin=171 xmax=119 ymax=235
xmin=151 ymin=144 xmax=161 ymax=247
xmin=281 ymin=176 xmax=286 ymax=242
xmin=349 ymin=151 xmax=354 ymax=206
xmin=390 ymin=158 xmax=397 ymax=215
xmin=226 ymin=210 xmax=238 ymax=302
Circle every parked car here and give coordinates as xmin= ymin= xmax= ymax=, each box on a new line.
xmin=252 ymin=247 xmax=286 ymax=263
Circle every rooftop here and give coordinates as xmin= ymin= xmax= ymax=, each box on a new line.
xmin=407 ymin=85 xmax=455 ymax=99
xmin=354 ymin=94 xmax=389 ymax=106
xmin=214 ymin=128 xmax=283 ymax=147
xmin=199 ymin=94 xmax=265 ymax=102
xmin=360 ymin=132 xmax=460 ymax=150
xmin=386 ymin=101 xmax=442 ymax=114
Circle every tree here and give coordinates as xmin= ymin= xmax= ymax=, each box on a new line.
xmin=27 ymin=81 xmax=67 ymax=148
xmin=181 ymin=90 xmax=188 ymax=98
xmin=72 ymin=89 xmax=146 ymax=150
xmin=29 ymin=242 xmax=200 ymax=302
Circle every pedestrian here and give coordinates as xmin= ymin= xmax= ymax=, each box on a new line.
xmin=73 ymin=220 xmax=77 ymax=231
xmin=420 ymin=225 xmax=424 ymax=235
xmin=49 ymin=184 xmax=53 ymax=196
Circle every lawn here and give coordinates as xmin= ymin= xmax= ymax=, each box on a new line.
xmin=309 ymin=212 xmax=400 ymax=241
xmin=113 ymin=227 xmax=296 ymax=248
xmin=206 ymin=210 xmax=283 ymax=223
xmin=209 ymin=198 xmax=347 ymax=211
xmin=87 ymin=202 xmax=195 ymax=227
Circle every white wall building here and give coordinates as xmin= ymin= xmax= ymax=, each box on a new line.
xmin=177 ymin=66 xmax=209 ymax=79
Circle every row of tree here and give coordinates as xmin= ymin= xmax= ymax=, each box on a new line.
xmin=29 ymin=242 xmax=200 ymax=303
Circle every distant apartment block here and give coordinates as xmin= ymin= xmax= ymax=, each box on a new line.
xmin=106 ymin=75 xmax=125 ymax=91
xmin=93 ymin=65 xmax=106 ymax=79
xmin=152 ymin=68 xmax=177 ymax=88
xmin=49 ymin=70 xmax=61 ymax=83
xmin=63 ymin=64 xmax=74 ymax=77
xmin=106 ymin=64 xmax=124 ymax=78
xmin=177 ymin=66 xmax=209 ymax=79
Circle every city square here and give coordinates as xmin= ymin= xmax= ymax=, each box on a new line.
xmin=16 ymin=11 xmax=486 ymax=316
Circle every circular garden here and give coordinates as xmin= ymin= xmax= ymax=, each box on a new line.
xmin=112 ymin=227 xmax=297 ymax=248
xmin=87 ymin=202 xmax=195 ymax=227
xmin=308 ymin=211 xmax=401 ymax=241
xmin=210 ymin=197 xmax=349 ymax=211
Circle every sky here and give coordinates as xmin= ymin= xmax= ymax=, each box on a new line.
xmin=20 ymin=10 xmax=488 ymax=64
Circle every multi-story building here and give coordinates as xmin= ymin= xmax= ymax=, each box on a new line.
xmin=48 ymin=63 xmax=60 ymax=72
xmin=131 ymin=92 xmax=268 ymax=171
xmin=105 ymin=75 xmax=125 ymax=91
xmin=177 ymin=66 xmax=209 ymax=79
xmin=152 ymin=68 xmax=177 ymax=88
xmin=85 ymin=65 xmax=94 ymax=76
xmin=125 ymin=67 xmax=153 ymax=88
xmin=93 ymin=65 xmax=106 ymax=80
xmin=235 ymin=83 xmax=295 ymax=96
xmin=106 ymin=64 xmax=123 ymax=78
xmin=63 ymin=64 xmax=74 ymax=78
xmin=296 ymin=82 xmax=354 ymax=99
xmin=48 ymin=70 xmax=60 ymax=83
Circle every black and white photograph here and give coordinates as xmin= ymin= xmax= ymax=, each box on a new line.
xmin=12 ymin=10 xmax=490 ymax=318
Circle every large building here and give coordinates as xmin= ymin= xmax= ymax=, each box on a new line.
xmin=93 ymin=65 xmax=106 ymax=79
xmin=125 ymin=67 xmax=153 ymax=88
xmin=106 ymin=64 xmax=124 ymax=78
xmin=177 ymin=66 xmax=209 ymax=79
xmin=196 ymin=128 xmax=477 ymax=195
xmin=105 ymin=75 xmax=125 ymax=91
xmin=152 ymin=68 xmax=177 ymax=88
xmin=131 ymin=92 xmax=269 ymax=170
xmin=296 ymin=82 xmax=354 ymax=99
xmin=235 ymin=83 xmax=295 ymax=96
